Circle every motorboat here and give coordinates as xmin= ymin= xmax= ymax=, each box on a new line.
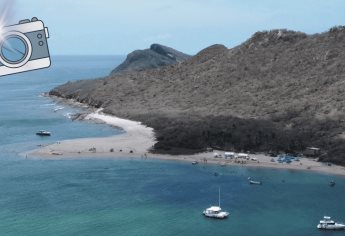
xmin=203 ymin=188 xmax=229 ymax=219
xmin=249 ymin=179 xmax=262 ymax=185
xmin=249 ymin=180 xmax=262 ymax=185
xmin=36 ymin=130 xmax=51 ymax=136
xmin=53 ymin=106 xmax=64 ymax=112
xmin=317 ymin=216 xmax=345 ymax=230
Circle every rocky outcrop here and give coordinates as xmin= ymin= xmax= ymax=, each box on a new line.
xmin=110 ymin=44 xmax=190 ymax=74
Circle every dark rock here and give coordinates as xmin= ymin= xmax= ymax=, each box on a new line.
xmin=110 ymin=44 xmax=190 ymax=74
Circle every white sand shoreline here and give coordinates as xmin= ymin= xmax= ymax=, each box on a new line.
xmin=26 ymin=109 xmax=345 ymax=176
xmin=28 ymin=109 xmax=156 ymax=157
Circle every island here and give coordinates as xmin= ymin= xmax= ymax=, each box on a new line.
xmin=32 ymin=28 xmax=345 ymax=171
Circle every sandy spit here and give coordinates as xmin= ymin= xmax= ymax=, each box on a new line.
xmin=26 ymin=109 xmax=345 ymax=176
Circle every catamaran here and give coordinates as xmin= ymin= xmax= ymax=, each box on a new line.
xmin=203 ymin=188 xmax=229 ymax=219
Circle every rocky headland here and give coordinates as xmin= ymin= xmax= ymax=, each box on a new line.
xmin=50 ymin=29 xmax=345 ymax=165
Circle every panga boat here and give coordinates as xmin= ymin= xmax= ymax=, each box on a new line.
xmin=317 ymin=216 xmax=345 ymax=230
xmin=249 ymin=180 xmax=262 ymax=185
xmin=36 ymin=130 xmax=51 ymax=136
xmin=203 ymin=188 xmax=229 ymax=219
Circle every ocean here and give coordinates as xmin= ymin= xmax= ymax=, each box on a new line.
xmin=0 ymin=56 xmax=344 ymax=236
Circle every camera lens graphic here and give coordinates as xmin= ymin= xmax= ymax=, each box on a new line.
xmin=2 ymin=37 xmax=27 ymax=62
xmin=0 ymin=32 xmax=32 ymax=68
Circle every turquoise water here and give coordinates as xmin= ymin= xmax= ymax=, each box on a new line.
xmin=0 ymin=159 xmax=344 ymax=236
xmin=0 ymin=56 xmax=344 ymax=235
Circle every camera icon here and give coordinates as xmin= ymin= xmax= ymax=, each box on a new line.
xmin=0 ymin=17 xmax=51 ymax=76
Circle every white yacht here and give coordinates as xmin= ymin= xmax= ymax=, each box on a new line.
xmin=203 ymin=188 xmax=229 ymax=219
xmin=317 ymin=216 xmax=345 ymax=230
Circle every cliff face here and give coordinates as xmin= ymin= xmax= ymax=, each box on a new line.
xmin=110 ymin=44 xmax=190 ymax=74
xmin=51 ymin=27 xmax=345 ymax=164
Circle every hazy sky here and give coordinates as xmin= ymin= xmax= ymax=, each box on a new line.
xmin=7 ymin=0 xmax=345 ymax=55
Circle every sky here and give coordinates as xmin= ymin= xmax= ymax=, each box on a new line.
xmin=3 ymin=0 xmax=345 ymax=55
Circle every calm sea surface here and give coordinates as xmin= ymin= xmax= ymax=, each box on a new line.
xmin=0 ymin=56 xmax=344 ymax=236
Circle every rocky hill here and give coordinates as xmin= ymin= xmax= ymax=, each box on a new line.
xmin=110 ymin=44 xmax=190 ymax=74
xmin=50 ymin=27 xmax=345 ymax=165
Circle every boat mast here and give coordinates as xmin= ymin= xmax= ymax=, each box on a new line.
xmin=218 ymin=187 xmax=221 ymax=207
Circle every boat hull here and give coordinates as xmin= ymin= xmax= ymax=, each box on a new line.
xmin=203 ymin=211 xmax=229 ymax=219
xmin=317 ymin=224 xmax=345 ymax=230
xmin=36 ymin=130 xmax=51 ymax=136
xmin=36 ymin=133 xmax=51 ymax=136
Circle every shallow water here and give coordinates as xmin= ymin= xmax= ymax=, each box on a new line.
xmin=0 ymin=56 xmax=124 ymax=159
xmin=0 ymin=56 xmax=344 ymax=235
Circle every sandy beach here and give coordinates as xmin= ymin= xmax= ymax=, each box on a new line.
xmin=28 ymin=109 xmax=156 ymax=157
xmin=27 ymin=110 xmax=345 ymax=176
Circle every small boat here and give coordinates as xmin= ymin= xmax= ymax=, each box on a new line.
xmin=53 ymin=107 xmax=64 ymax=112
xmin=192 ymin=161 xmax=198 ymax=165
xmin=317 ymin=216 xmax=345 ymax=230
xmin=36 ymin=130 xmax=51 ymax=136
xmin=203 ymin=188 xmax=229 ymax=219
xmin=51 ymin=152 xmax=63 ymax=155
xmin=249 ymin=180 xmax=262 ymax=185
xmin=330 ymin=181 xmax=336 ymax=187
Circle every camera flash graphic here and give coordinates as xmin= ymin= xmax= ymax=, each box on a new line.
xmin=0 ymin=0 xmax=14 ymax=42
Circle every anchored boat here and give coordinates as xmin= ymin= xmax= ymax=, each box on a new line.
xmin=317 ymin=216 xmax=345 ymax=230
xmin=248 ymin=178 xmax=262 ymax=185
xmin=203 ymin=188 xmax=229 ymax=219
xmin=249 ymin=180 xmax=262 ymax=185
xmin=36 ymin=130 xmax=51 ymax=136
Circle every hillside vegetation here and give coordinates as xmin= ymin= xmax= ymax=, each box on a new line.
xmin=50 ymin=28 xmax=345 ymax=165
